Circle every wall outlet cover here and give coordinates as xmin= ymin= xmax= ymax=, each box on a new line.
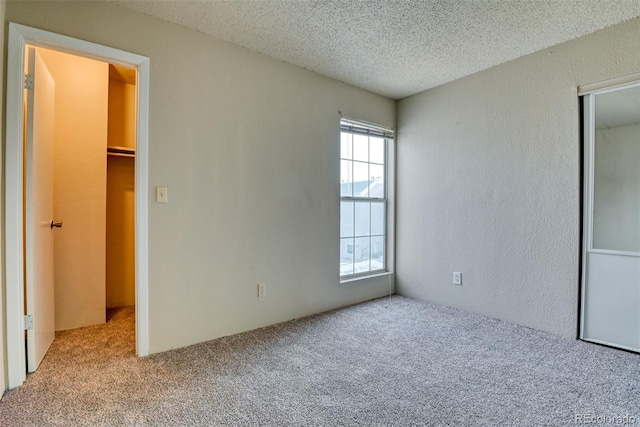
xmin=453 ymin=272 xmax=462 ymax=285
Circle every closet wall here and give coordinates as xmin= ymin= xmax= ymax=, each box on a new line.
xmin=106 ymin=65 xmax=136 ymax=308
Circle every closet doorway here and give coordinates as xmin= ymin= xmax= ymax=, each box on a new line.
xmin=24 ymin=47 xmax=137 ymax=372
xmin=5 ymin=23 xmax=150 ymax=389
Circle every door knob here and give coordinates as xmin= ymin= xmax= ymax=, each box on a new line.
xmin=50 ymin=220 xmax=62 ymax=229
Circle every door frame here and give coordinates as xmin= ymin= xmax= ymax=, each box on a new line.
xmin=579 ymin=79 xmax=640 ymax=351
xmin=4 ymin=22 xmax=150 ymax=388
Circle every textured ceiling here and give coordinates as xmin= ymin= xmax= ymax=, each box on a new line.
xmin=112 ymin=0 xmax=640 ymax=99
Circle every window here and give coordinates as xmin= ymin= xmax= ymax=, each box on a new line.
xmin=339 ymin=117 xmax=393 ymax=278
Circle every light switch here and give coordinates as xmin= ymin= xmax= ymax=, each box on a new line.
xmin=156 ymin=186 xmax=168 ymax=203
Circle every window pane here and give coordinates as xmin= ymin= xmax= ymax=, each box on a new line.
xmin=353 ymin=134 xmax=369 ymax=162
xmin=370 ymin=137 xmax=385 ymax=164
xmin=340 ymin=238 xmax=354 ymax=276
xmin=354 ymin=237 xmax=371 ymax=273
xmin=369 ymin=164 xmax=384 ymax=198
xmin=354 ymin=201 xmax=370 ymax=237
xmin=340 ymin=132 xmax=352 ymax=160
xmin=340 ymin=160 xmax=352 ymax=197
xmin=340 ymin=201 xmax=354 ymax=238
xmin=340 ymin=121 xmax=392 ymax=278
xmin=353 ymin=161 xmax=369 ymax=197
xmin=371 ymin=236 xmax=385 ymax=271
xmin=371 ymin=202 xmax=385 ymax=236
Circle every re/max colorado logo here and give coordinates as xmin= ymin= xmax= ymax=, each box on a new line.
xmin=575 ymin=413 xmax=637 ymax=425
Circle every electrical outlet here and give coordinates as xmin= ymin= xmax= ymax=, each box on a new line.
xmin=453 ymin=272 xmax=462 ymax=285
xmin=258 ymin=283 xmax=266 ymax=297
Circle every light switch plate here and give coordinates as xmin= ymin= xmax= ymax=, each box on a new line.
xmin=156 ymin=186 xmax=168 ymax=203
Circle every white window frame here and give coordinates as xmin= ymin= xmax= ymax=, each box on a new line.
xmin=339 ymin=117 xmax=394 ymax=281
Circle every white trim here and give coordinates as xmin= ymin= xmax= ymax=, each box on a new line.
xmin=578 ymin=72 xmax=640 ymax=96
xmin=4 ymin=23 xmax=150 ymax=389
xmin=340 ymin=271 xmax=392 ymax=284
xmin=4 ymin=23 xmax=27 ymax=389
xmin=588 ymin=248 xmax=640 ymax=258
xmin=582 ymin=337 xmax=640 ymax=354
xmin=587 ymin=94 xmax=596 ymax=253
xmin=579 ymin=94 xmax=593 ymax=340
xmin=135 ymin=58 xmax=150 ymax=358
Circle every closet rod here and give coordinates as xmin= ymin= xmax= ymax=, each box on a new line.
xmin=107 ymin=146 xmax=135 ymax=156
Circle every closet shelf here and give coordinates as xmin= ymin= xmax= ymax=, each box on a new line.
xmin=107 ymin=146 xmax=135 ymax=157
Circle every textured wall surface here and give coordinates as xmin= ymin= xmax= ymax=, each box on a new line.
xmin=5 ymin=1 xmax=394 ymax=354
xmin=396 ymin=17 xmax=640 ymax=338
xmin=38 ymin=48 xmax=109 ymax=331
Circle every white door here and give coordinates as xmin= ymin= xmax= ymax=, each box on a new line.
xmin=581 ymin=83 xmax=640 ymax=352
xmin=25 ymin=46 xmax=57 ymax=372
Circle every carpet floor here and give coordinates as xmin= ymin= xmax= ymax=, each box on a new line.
xmin=0 ymin=296 xmax=638 ymax=426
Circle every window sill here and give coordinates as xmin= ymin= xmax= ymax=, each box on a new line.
xmin=340 ymin=271 xmax=392 ymax=284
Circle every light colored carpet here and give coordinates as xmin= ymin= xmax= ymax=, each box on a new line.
xmin=1 ymin=296 xmax=638 ymax=426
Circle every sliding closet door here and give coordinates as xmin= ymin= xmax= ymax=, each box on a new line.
xmin=581 ymin=83 xmax=640 ymax=352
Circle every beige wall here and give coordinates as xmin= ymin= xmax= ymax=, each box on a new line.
xmin=106 ymin=154 xmax=135 ymax=307
xmin=1 ymin=0 xmax=7 ymax=396
xmin=108 ymin=78 xmax=136 ymax=149
xmin=4 ymin=1 xmax=395 ymax=355
xmin=396 ymin=17 xmax=640 ymax=338
xmin=106 ymin=77 xmax=136 ymax=308
xmin=38 ymin=48 xmax=108 ymax=331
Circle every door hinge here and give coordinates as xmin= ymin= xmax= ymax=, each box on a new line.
xmin=24 ymin=314 xmax=34 ymax=331
xmin=24 ymin=74 xmax=34 ymax=90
